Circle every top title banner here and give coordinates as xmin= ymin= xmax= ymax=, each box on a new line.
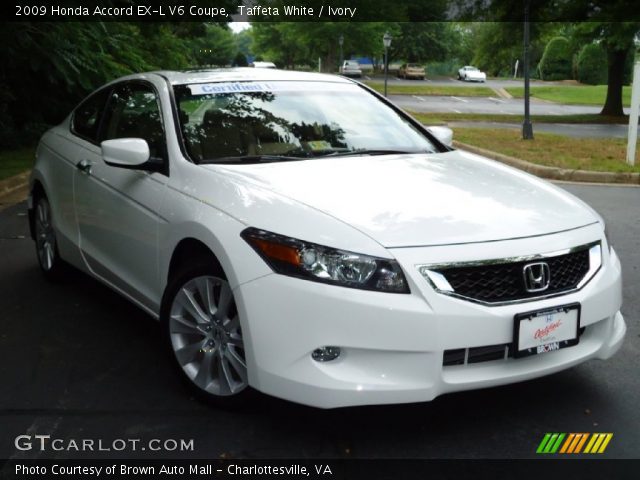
xmin=6 ymin=0 xmax=640 ymax=22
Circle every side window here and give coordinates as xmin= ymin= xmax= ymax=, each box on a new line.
xmin=71 ymin=89 xmax=110 ymax=142
xmin=102 ymin=83 xmax=166 ymax=159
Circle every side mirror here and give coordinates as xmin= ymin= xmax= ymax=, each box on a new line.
xmin=426 ymin=126 xmax=453 ymax=147
xmin=101 ymin=138 xmax=150 ymax=169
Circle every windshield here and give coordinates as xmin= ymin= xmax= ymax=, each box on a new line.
xmin=174 ymin=81 xmax=438 ymax=164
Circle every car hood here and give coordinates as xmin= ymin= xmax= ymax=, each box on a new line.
xmin=205 ymin=150 xmax=598 ymax=248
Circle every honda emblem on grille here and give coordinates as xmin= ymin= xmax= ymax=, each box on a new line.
xmin=523 ymin=262 xmax=551 ymax=292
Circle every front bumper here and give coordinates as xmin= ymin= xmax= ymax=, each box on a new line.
xmin=234 ymin=225 xmax=625 ymax=408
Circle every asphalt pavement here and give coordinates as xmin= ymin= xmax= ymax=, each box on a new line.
xmin=365 ymin=75 xmax=562 ymax=89
xmin=0 ymin=182 xmax=638 ymax=460
xmin=389 ymin=94 xmax=628 ymax=116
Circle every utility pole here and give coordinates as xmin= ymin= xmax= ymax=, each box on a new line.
xmin=626 ymin=58 xmax=639 ymax=166
xmin=522 ymin=0 xmax=534 ymax=140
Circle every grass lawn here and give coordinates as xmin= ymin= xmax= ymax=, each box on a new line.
xmin=505 ymin=85 xmax=632 ymax=107
xmin=453 ymin=128 xmax=640 ymax=173
xmin=410 ymin=112 xmax=630 ymax=125
xmin=363 ymin=82 xmax=494 ymax=97
xmin=0 ymin=147 xmax=35 ymax=181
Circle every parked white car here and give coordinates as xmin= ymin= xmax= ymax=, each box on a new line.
xmin=458 ymin=65 xmax=487 ymax=82
xmin=29 ymin=69 xmax=625 ymax=408
xmin=339 ymin=60 xmax=362 ymax=78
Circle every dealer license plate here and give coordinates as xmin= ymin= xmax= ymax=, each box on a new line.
xmin=513 ymin=303 xmax=580 ymax=358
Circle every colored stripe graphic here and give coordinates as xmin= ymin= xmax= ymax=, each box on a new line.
xmin=559 ymin=433 xmax=575 ymax=453
xmin=536 ymin=433 xmax=552 ymax=454
xmin=536 ymin=433 xmax=565 ymax=453
xmin=584 ymin=433 xmax=614 ymax=454
xmin=537 ymin=433 xmax=613 ymax=454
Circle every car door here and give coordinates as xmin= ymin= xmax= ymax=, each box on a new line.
xmin=43 ymin=88 xmax=111 ymax=267
xmin=73 ymin=81 xmax=169 ymax=313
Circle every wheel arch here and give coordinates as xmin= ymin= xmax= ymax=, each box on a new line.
xmin=160 ymin=219 xmax=271 ymax=298
xmin=167 ymin=237 xmax=223 ymax=283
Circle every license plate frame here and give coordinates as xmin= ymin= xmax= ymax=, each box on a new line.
xmin=513 ymin=303 xmax=581 ymax=359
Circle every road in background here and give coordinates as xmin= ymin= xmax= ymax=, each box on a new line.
xmin=0 ymin=183 xmax=638 ymax=460
xmin=389 ymin=94 xmax=632 ymax=116
xmin=364 ymin=75 xmax=561 ymax=89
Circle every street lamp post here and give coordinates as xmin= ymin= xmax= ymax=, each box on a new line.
xmin=383 ymin=32 xmax=392 ymax=97
xmin=338 ymin=34 xmax=344 ymax=73
xmin=522 ymin=0 xmax=534 ymax=139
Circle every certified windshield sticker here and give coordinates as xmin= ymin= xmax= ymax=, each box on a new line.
xmin=189 ymin=82 xmax=276 ymax=95
xmin=188 ymin=81 xmax=352 ymax=95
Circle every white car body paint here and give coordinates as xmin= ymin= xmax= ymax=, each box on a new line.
xmin=29 ymin=69 xmax=625 ymax=408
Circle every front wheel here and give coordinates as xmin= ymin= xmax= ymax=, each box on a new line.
xmin=161 ymin=263 xmax=252 ymax=406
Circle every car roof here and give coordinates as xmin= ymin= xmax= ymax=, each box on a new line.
xmin=121 ymin=68 xmax=355 ymax=86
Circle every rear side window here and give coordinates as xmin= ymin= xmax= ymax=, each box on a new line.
xmin=71 ymin=89 xmax=111 ymax=143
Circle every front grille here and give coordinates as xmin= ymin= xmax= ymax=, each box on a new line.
xmin=431 ymin=247 xmax=591 ymax=304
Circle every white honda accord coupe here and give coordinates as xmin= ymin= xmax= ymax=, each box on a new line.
xmin=29 ymin=68 xmax=625 ymax=408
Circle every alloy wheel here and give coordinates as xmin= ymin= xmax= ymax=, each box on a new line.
xmin=35 ymin=198 xmax=56 ymax=271
xmin=168 ymin=275 xmax=247 ymax=396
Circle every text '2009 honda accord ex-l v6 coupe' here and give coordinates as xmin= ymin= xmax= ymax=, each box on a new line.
xmin=28 ymin=68 xmax=626 ymax=408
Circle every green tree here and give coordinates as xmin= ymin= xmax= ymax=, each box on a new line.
xmin=391 ymin=23 xmax=458 ymax=64
xmin=233 ymin=52 xmax=249 ymax=67
xmin=576 ymin=43 xmax=608 ymax=85
xmin=192 ymin=24 xmax=236 ymax=67
xmin=538 ymin=36 xmax=573 ymax=80
xmin=0 ymin=21 xmax=223 ymax=147
xmin=234 ymin=29 xmax=253 ymax=57
xmin=250 ymin=23 xmax=308 ymax=68
xmin=572 ymin=21 xmax=639 ymax=115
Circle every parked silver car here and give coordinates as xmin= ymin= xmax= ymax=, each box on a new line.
xmin=339 ymin=60 xmax=362 ymax=78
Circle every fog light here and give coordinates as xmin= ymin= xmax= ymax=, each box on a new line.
xmin=311 ymin=346 xmax=341 ymax=362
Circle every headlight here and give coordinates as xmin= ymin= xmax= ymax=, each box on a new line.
xmin=241 ymin=228 xmax=410 ymax=293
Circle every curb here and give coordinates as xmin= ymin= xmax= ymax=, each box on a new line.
xmin=0 ymin=170 xmax=31 ymax=196
xmin=453 ymin=141 xmax=640 ymax=185
xmin=0 ymin=170 xmax=31 ymax=208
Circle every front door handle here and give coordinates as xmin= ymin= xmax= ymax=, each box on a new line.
xmin=76 ymin=159 xmax=93 ymax=174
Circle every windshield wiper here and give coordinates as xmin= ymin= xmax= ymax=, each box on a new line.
xmin=201 ymin=154 xmax=306 ymax=165
xmin=315 ymin=149 xmax=427 ymax=158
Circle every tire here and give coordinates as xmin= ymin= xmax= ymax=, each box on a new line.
xmin=34 ymin=194 xmax=68 ymax=281
xmin=161 ymin=261 xmax=253 ymax=407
